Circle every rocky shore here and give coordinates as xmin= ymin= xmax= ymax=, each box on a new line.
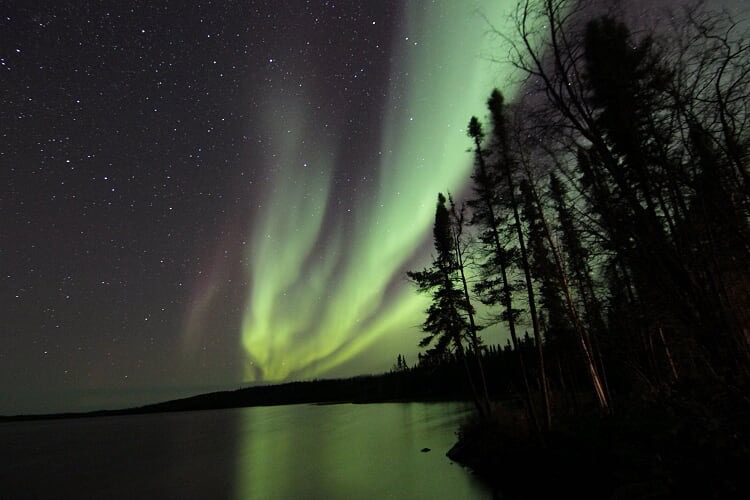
xmin=447 ymin=391 xmax=750 ymax=499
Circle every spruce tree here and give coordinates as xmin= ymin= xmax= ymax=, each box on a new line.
xmin=407 ymin=193 xmax=489 ymax=417
xmin=487 ymin=90 xmax=552 ymax=429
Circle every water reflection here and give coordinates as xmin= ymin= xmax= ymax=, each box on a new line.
xmin=235 ymin=402 xmax=491 ymax=499
xmin=1 ymin=403 xmax=490 ymax=498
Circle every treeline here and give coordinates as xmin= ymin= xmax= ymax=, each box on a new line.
xmin=407 ymin=0 xmax=750 ymax=433
xmin=0 ymin=365 xmax=508 ymax=422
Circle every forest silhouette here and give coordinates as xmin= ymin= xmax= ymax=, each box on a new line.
xmin=405 ymin=1 xmax=750 ymax=497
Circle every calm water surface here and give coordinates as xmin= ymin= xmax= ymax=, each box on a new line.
xmin=1 ymin=402 xmax=492 ymax=499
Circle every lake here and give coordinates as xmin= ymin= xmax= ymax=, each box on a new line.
xmin=1 ymin=402 xmax=493 ymax=499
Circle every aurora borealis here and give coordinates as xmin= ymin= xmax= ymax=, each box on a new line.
xmin=232 ymin=1 xmax=518 ymax=383
xmin=2 ymin=0 xmax=522 ymax=414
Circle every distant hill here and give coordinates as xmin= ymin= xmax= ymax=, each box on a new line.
xmin=1 ymin=362 xmax=487 ymax=422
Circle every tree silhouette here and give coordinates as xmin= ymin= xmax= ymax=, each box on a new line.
xmin=466 ymin=115 xmax=541 ymax=431
xmin=408 ymin=193 xmax=489 ymax=417
xmin=486 ymin=89 xmax=553 ymax=428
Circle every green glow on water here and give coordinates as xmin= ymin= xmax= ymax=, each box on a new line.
xmin=234 ymin=403 xmax=488 ymax=498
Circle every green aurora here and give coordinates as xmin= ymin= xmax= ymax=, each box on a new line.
xmin=230 ymin=1 xmax=524 ymax=382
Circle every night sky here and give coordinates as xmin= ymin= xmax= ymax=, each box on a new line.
xmin=2 ymin=0 xmax=524 ymax=414
xmin=2 ymin=1 xmax=744 ymax=415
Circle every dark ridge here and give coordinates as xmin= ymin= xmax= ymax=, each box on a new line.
xmin=0 ymin=361 xmax=489 ymax=422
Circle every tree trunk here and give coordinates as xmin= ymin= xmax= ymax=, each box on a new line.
xmin=524 ymin=174 xmax=610 ymax=412
xmin=453 ymin=227 xmax=492 ymax=417
xmin=471 ymin=133 xmax=539 ymax=432
xmin=505 ymin=166 xmax=553 ymax=430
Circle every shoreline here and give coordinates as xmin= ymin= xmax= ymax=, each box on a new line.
xmin=444 ymin=392 xmax=750 ymax=499
xmin=0 ymin=369 xmax=477 ymax=422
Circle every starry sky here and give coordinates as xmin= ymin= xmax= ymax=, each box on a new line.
xmin=3 ymin=0 xmax=745 ymax=415
xmin=2 ymin=0 xmax=526 ymax=415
